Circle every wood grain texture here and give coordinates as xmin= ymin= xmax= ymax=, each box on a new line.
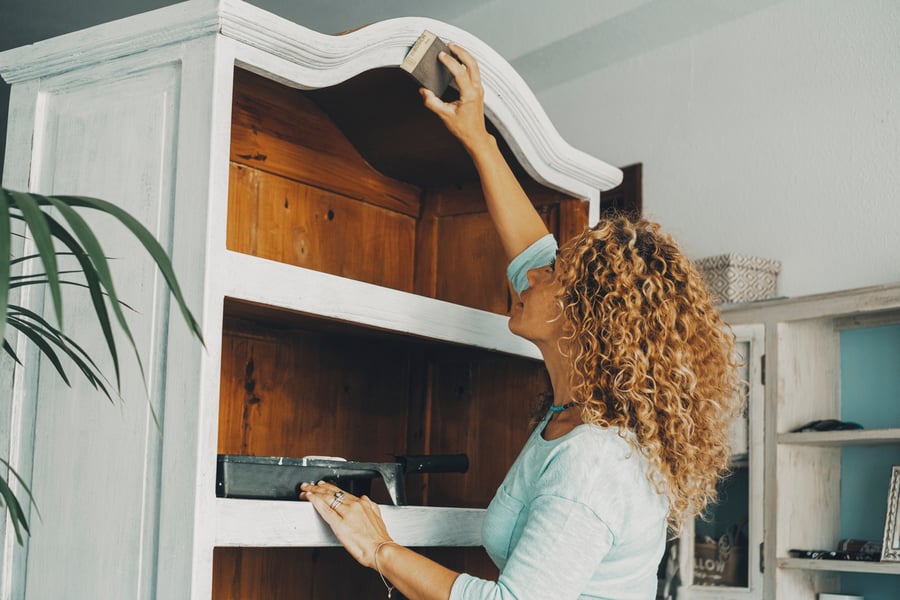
xmin=218 ymin=317 xmax=412 ymax=484
xmin=776 ymin=319 xmax=840 ymax=433
xmin=435 ymin=210 xmax=510 ymax=314
xmin=228 ymin=69 xmax=591 ymax=315
xmin=227 ymin=163 xmax=418 ymax=292
xmin=218 ymin=314 xmax=547 ymax=509
xmin=213 ymin=546 xmax=497 ymax=600
xmin=425 ymin=349 xmax=549 ymax=508
xmin=213 ymin=548 xmax=389 ymax=600
xmin=215 ymin=314 xmax=545 ymax=596
xmin=412 ymin=193 xmax=440 ymax=300
xmin=231 ymin=69 xmax=422 ymax=217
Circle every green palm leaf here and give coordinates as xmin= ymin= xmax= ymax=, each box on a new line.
xmin=52 ymin=195 xmax=204 ymax=345
xmin=7 ymin=305 xmax=113 ymax=400
xmin=1 ymin=187 xmax=204 ymax=545
xmin=0 ymin=457 xmax=35 ymax=545
xmin=5 ymin=191 xmax=63 ymax=332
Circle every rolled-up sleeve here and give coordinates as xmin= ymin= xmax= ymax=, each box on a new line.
xmin=506 ymin=234 xmax=558 ymax=296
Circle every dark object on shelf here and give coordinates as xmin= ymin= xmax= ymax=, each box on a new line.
xmin=837 ymin=538 xmax=883 ymax=555
xmin=790 ymin=419 xmax=863 ymax=433
xmin=216 ymin=453 xmax=469 ymax=506
xmin=400 ymin=30 xmax=453 ymax=97
xmin=788 ymin=548 xmax=880 ymax=561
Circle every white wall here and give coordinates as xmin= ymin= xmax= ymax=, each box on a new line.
xmin=533 ymin=0 xmax=900 ymax=298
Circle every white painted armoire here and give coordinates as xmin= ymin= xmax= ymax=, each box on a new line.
xmin=0 ymin=1 xmax=621 ymax=597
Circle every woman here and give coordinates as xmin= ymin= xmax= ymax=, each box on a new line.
xmin=301 ymin=44 xmax=740 ymax=600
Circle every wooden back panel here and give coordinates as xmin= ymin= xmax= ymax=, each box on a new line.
xmin=228 ymin=68 xmax=590 ymax=316
xmin=227 ymin=163 xmax=418 ymax=292
xmin=424 ymin=349 xmax=549 ymax=508
xmin=213 ymin=547 xmax=498 ymax=600
xmin=218 ymin=313 xmax=547 ymax=505
xmin=230 ymin=69 xmax=421 ymax=216
xmin=416 ymin=182 xmax=589 ymax=313
xmin=218 ymin=317 xmax=413 ymax=472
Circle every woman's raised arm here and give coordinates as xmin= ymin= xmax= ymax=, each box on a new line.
xmin=420 ymin=43 xmax=550 ymax=262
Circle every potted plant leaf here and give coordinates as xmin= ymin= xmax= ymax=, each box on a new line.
xmin=0 ymin=187 xmax=203 ymax=544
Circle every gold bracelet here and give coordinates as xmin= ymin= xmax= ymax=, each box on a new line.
xmin=373 ymin=541 xmax=398 ymax=598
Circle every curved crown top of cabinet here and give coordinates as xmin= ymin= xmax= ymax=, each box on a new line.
xmin=0 ymin=0 xmax=622 ymax=222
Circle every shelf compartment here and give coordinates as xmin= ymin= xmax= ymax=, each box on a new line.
xmin=778 ymin=428 xmax=900 ymax=446
xmin=777 ymin=557 xmax=900 ymax=575
xmin=213 ymin=545 xmax=498 ymax=599
xmin=218 ymin=303 xmax=550 ymax=510
xmin=227 ymin=67 xmax=589 ymax=317
xmin=215 ymin=499 xmax=484 ymax=547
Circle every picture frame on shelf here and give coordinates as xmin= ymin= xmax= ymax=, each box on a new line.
xmin=882 ymin=464 xmax=900 ymax=561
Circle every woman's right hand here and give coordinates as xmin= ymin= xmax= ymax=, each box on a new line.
xmin=422 ymin=41 xmax=551 ymax=261
xmin=420 ymin=43 xmax=493 ymax=153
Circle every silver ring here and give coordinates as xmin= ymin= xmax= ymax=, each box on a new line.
xmin=329 ymin=491 xmax=345 ymax=509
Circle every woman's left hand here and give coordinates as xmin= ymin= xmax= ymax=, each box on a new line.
xmin=299 ymin=481 xmax=393 ymax=568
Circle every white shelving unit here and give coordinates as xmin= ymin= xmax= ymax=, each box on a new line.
xmin=0 ymin=1 xmax=621 ymax=597
xmin=721 ymin=283 xmax=900 ymax=599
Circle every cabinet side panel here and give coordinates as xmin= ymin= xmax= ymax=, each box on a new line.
xmin=0 ymin=78 xmax=41 ymax=599
xmin=22 ymin=64 xmax=180 ymax=598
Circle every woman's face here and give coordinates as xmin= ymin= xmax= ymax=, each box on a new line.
xmin=508 ymin=259 xmax=567 ymax=345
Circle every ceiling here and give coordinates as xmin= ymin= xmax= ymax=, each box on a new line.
xmin=0 ymin=0 xmax=786 ymax=92
xmin=0 ymin=0 xmax=785 ymax=169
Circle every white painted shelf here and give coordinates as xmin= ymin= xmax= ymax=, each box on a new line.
xmin=219 ymin=249 xmax=542 ymax=360
xmin=777 ymin=428 xmax=900 ymax=446
xmin=214 ymin=499 xmax=485 ymax=547
xmin=777 ymin=557 xmax=900 ymax=575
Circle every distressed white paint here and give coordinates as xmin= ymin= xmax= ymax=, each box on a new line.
xmin=215 ymin=500 xmax=485 ymax=547
xmin=0 ymin=1 xmax=620 ymax=598
xmin=778 ymin=428 xmax=900 ymax=446
xmin=777 ymin=557 xmax=900 ymax=576
xmin=18 ymin=61 xmax=181 ymax=600
xmin=220 ymin=250 xmax=542 ymax=360
xmin=0 ymin=78 xmax=43 ymax=600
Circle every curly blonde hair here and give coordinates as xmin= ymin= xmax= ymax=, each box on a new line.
xmin=554 ymin=215 xmax=741 ymax=531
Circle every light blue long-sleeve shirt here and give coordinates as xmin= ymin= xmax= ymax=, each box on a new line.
xmin=450 ymin=235 xmax=669 ymax=599
xmin=449 ymin=414 xmax=668 ymax=600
